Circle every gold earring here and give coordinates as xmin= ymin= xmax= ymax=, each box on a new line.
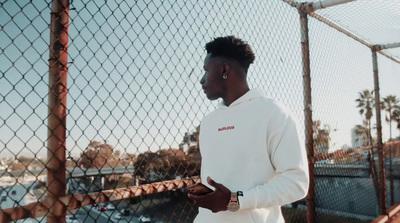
xmin=223 ymin=74 xmax=227 ymax=79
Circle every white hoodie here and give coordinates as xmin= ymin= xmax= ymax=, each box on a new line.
xmin=195 ymin=88 xmax=309 ymax=223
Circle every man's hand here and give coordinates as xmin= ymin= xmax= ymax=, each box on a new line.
xmin=187 ymin=176 xmax=231 ymax=213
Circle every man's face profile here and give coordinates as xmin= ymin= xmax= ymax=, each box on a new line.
xmin=200 ymin=54 xmax=224 ymax=100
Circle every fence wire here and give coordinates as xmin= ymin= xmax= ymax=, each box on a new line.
xmin=1 ymin=0 xmax=400 ymax=222
xmin=308 ymin=13 xmax=398 ymax=222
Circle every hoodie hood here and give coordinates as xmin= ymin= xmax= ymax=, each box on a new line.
xmin=218 ymin=88 xmax=266 ymax=109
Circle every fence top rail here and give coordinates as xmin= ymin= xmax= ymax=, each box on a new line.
xmin=0 ymin=177 xmax=201 ymax=222
xmin=372 ymin=200 xmax=400 ymax=223
xmin=315 ymin=141 xmax=400 ymax=161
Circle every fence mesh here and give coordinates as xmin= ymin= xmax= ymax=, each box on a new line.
xmin=1 ymin=0 xmax=400 ymax=222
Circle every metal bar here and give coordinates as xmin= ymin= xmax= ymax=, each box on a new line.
xmin=372 ymin=201 xmax=400 ymax=223
xmin=388 ymin=202 xmax=400 ymax=218
xmin=376 ymin=42 xmax=400 ymax=51
xmin=314 ymin=145 xmax=374 ymax=161
xmin=281 ymin=0 xmax=358 ymax=14
xmin=379 ymin=51 xmax=400 ymax=64
xmin=368 ymin=149 xmax=380 ymax=209
xmin=299 ymin=11 xmax=316 ymax=223
xmin=315 ymin=141 xmax=399 ymax=161
xmin=301 ymin=0 xmax=357 ymax=13
xmin=313 ymin=0 xmax=357 ymax=10
xmin=371 ymin=215 xmax=388 ymax=223
xmin=372 ymin=49 xmax=387 ymax=215
xmin=279 ymin=0 xmax=299 ymax=9
xmin=390 ymin=143 xmax=394 ymax=206
xmin=47 ymin=0 xmax=70 ymax=222
xmin=309 ymin=12 xmax=373 ymax=47
xmin=0 ymin=177 xmax=200 ymax=222
xmin=384 ymin=141 xmax=400 ymax=147
xmin=383 ymin=143 xmax=400 ymax=202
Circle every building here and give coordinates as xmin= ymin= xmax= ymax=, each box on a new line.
xmin=0 ymin=183 xmax=38 ymax=209
xmin=351 ymin=126 xmax=368 ymax=148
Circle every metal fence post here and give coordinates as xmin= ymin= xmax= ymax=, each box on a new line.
xmin=372 ymin=48 xmax=387 ymax=215
xmin=376 ymin=42 xmax=400 ymax=208
xmin=389 ymin=144 xmax=394 ymax=206
xmin=47 ymin=0 xmax=70 ymax=222
xmin=299 ymin=11 xmax=316 ymax=223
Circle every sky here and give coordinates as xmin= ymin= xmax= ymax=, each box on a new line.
xmin=1 ymin=0 xmax=400 ymax=159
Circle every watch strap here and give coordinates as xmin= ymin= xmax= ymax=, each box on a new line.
xmin=231 ymin=192 xmax=238 ymax=200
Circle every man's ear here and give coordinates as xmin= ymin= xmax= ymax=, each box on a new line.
xmin=222 ymin=63 xmax=231 ymax=75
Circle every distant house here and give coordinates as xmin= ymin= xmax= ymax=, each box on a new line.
xmin=0 ymin=183 xmax=45 ymax=222
xmin=0 ymin=183 xmax=38 ymax=209
xmin=67 ymin=178 xmax=87 ymax=194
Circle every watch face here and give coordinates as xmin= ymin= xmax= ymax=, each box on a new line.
xmin=227 ymin=202 xmax=240 ymax=212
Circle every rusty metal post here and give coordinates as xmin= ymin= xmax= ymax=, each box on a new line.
xmin=368 ymin=149 xmax=380 ymax=208
xmin=299 ymin=11 xmax=316 ymax=223
xmin=47 ymin=0 xmax=70 ymax=222
xmin=372 ymin=48 xmax=387 ymax=215
xmin=390 ymin=144 xmax=394 ymax=206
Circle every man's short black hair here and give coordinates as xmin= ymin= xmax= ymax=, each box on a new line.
xmin=205 ymin=36 xmax=255 ymax=72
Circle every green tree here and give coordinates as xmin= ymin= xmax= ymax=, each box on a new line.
xmin=381 ymin=95 xmax=400 ymax=141
xmin=78 ymin=141 xmax=121 ymax=169
xmin=356 ymin=89 xmax=374 ymax=145
xmin=77 ymin=141 xmax=122 ymax=190
xmin=134 ymin=148 xmax=191 ymax=182
xmin=397 ymin=119 xmax=400 ymax=139
xmin=394 ymin=108 xmax=400 ymax=139
xmin=386 ymin=100 xmax=400 ymax=139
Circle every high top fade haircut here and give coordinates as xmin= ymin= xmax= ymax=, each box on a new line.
xmin=205 ymin=36 xmax=255 ymax=72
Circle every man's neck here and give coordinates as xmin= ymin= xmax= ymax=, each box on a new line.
xmin=223 ymin=86 xmax=250 ymax=106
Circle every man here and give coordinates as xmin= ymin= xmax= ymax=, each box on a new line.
xmin=188 ymin=36 xmax=309 ymax=222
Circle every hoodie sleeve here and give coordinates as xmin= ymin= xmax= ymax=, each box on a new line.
xmin=239 ymin=104 xmax=309 ymax=210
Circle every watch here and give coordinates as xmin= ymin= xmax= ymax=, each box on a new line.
xmin=227 ymin=191 xmax=243 ymax=212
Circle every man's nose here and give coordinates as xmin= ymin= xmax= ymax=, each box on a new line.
xmin=200 ymin=75 xmax=205 ymax=85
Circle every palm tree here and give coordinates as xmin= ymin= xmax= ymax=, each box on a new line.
xmin=392 ymin=106 xmax=400 ymax=139
xmin=355 ymin=89 xmax=375 ymax=145
xmin=397 ymin=118 xmax=400 ymax=139
xmin=381 ymin=95 xmax=400 ymax=141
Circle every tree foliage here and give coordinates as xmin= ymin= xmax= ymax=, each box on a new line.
xmin=134 ymin=129 xmax=201 ymax=183
xmin=78 ymin=141 xmax=121 ymax=169
xmin=77 ymin=141 xmax=123 ymax=184
xmin=381 ymin=95 xmax=400 ymax=140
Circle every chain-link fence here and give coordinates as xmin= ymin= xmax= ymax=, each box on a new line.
xmin=1 ymin=0 xmax=400 ymax=222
